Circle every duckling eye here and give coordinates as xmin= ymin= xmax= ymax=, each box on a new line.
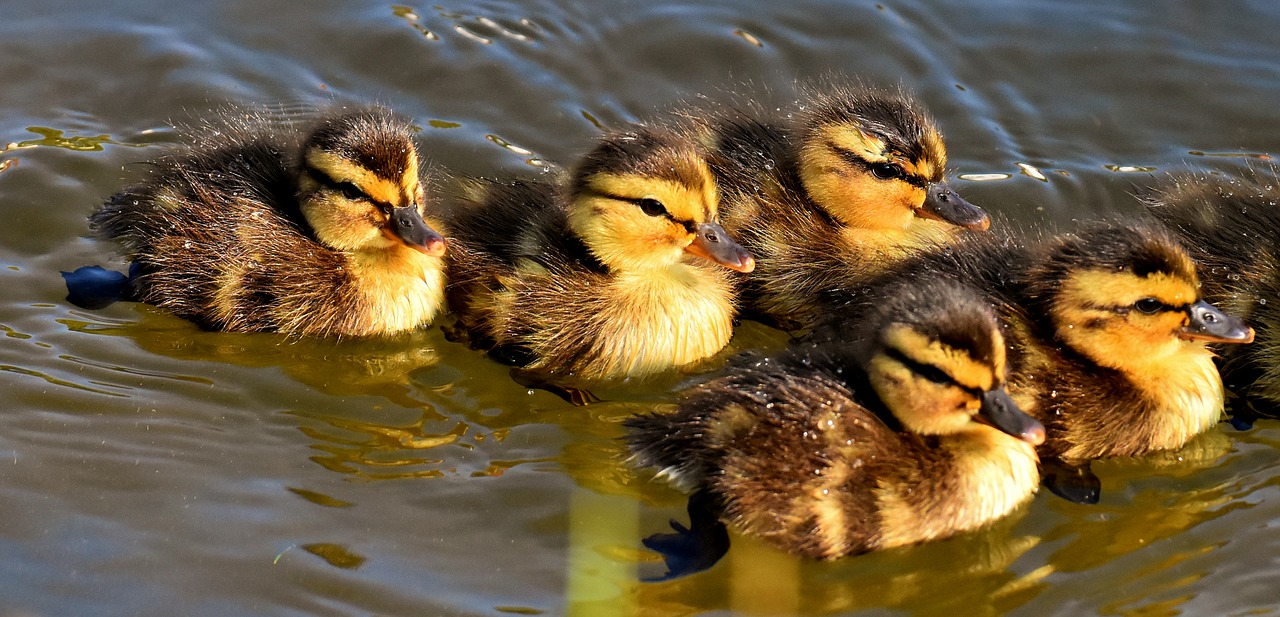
xmin=337 ymin=182 xmax=368 ymax=202
xmin=914 ymin=362 xmax=954 ymax=386
xmin=869 ymin=162 xmax=904 ymax=181
xmin=1134 ymin=298 xmax=1165 ymax=314
xmin=637 ymin=198 xmax=667 ymax=217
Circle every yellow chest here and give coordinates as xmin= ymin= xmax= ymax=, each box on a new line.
xmin=570 ymin=265 xmax=737 ymax=379
xmin=351 ymin=251 xmax=447 ymax=335
xmin=1128 ymin=348 xmax=1225 ymax=452
xmin=875 ymin=432 xmax=1039 ymax=549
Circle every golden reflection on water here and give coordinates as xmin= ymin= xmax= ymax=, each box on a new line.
xmin=64 ymin=305 xmax=443 ymax=402
xmin=5 ymin=126 xmax=145 ymax=152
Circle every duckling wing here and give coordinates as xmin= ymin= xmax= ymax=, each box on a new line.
xmin=445 ymin=177 xmax=605 ymax=353
xmin=91 ymin=139 xmax=302 ymax=255
xmin=711 ymin=365 xmax=907 ymax=559
xmin=92 ymin=139 xmax=370 ymax=335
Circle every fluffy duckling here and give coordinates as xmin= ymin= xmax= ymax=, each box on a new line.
xmin=626 ymin=279 xmax=1044 ymax=560
xmin=89 ymin=107 xmax=447 ymax=337
xmin=684 ymin=82 xmax=989 ymax=331
xmin=1142 ymin=171 xmax=1280 ymax=410
xmin=825 ymin=221 xmax=1254 ymax=468
xmin=446 ymin=126 xmax=754 ymax=383
xmin=1014 ymin=223 xmax=1255 ymax=463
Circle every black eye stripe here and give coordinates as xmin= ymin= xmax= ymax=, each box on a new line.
xmin=829 ymin=142 xmax=929 ymax=189
xmin=590 ymin=190 xmax=699 ymax=232
xmin=882 ymin=345 xmax=984 ymax=398
xmin=1105 ymin=299 xmax=1185 ymax=315
xmin=304 ymin=165 xmax=395 ymax=211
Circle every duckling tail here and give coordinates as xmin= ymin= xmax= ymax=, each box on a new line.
xmin=61 ymin=263 xmax=141 ymax=310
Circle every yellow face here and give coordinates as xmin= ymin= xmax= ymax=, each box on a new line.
xmin=298 ymin=142 xmax=440 ymax=256
xmin=798 ymin=121 xmax=947 ymax=231
xmin=568 ymin=153 xmax=723 ymax=271
xmin=868 ymin=323 xmax=1005 ymax=436
xmin=1053 ymin=268 xmax=1203 ymax=368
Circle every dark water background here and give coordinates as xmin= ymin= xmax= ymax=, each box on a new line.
xmin=3 ymin=1 xmax=1280 ymax=615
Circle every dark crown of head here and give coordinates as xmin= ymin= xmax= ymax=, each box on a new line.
xmin=305 ymin=111 xmax=415 ymax=181
xmin=804 ymin=86 xmax=936 ymax=164
xmin=572 ymin=127 xmax=709 ymax=195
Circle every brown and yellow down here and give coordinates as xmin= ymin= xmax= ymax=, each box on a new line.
xmin=681 ymin=82 xmax=989 ymax=331
xmin=1143 ymin=170 xmax=1280 ymax=411
xmin=821 ymin=220 xmax=1254 ymax=464
xmin=626 ymin=278 xmax=1043 ymax=559
xmin=445 ymin=126 xmax=754 ymax=382
xmin=90 ymin=107 xmax=448 ymax=338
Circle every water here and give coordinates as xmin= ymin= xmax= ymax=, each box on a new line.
xmin=3 ymin=1 xmax=1280 ymax=615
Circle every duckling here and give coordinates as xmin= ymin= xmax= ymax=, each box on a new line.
xmin=823 ymin=221 xmax=1254 ymax=468
xmin=1141 ymin=171 xmax=1280 ymax=411
xmin=445 ymin=126 xmax=754 ymax=383
xmin=682 ymin=82 xmax=988 ymax=331
xmin=89 ymin=107 xmax=447 ymax=337
xmin=626 ymin=278 xmax=1044 ymax=560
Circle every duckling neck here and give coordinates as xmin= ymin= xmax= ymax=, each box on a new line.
xmin=875 ymin=428 xmax=1038 ymax=549
xmin=347 ymin=244 xmax=446 ymax=334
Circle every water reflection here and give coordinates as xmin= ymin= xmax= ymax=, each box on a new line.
xmin=64 ymin=306 xmax=442 ymax=403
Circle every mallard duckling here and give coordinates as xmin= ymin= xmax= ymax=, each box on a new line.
xmin=446 ymin=126 xmax=754 ymax=383
xmin=825 ymin=221 xmax=1254 ymax=467
xmin=626 ymin=279 xmax=1044 ymax=560
xmin=89 ymin=107 xmax=447 ymax=337
xmin=685 ymin=82 xmax=988 ymax=331
xmin=1142 ymin=171 xmax=1280 ymax=410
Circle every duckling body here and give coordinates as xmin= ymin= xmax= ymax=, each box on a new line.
xmin=823 ymin=222 xmax=1253 ymax=464
xmin=686 ymin=83 xmax=988 ymax=331
xmin=627 ymin=280 xmax=1043 ymax=559
xmin=446 ymin=128 xmax=753 ymax=382
xmin=1142 ymin=172 xmax=1280 ymax=409
xmin=90 ymin=108 xmax=447 ymax=338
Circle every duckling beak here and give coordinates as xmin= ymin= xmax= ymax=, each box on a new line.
xmin=685 ymin=222 xmax=755 ymax=273
xmin=1180 ymin=299 xmax=1254 ymax=344
xmin=389 ymin=206 xmax=447 ymax=257
xmin=977 ymin=388 xmax=1045 ymax=445
xmin=917 ymin=181 xmax=990 ymax=231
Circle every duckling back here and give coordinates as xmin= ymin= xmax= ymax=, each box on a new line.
xmin=90 ymin=108 xmax=447 ymax=337
xmin=445 ymin=175 xmax=598 ymax=351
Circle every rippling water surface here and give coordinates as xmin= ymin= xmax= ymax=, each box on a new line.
xmin=3 ymin=1 xmax=1280 ymax=615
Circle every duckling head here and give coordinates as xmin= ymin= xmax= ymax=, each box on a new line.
xmin=567 ymin=128 xmax=754 ymax=273
xmin=795 ymin=85 xmax=988 ymax=233
xmin=1029 ymin=222 xmax=1254 ymax=371
xmin=862 ymin=281 xmax=1045 ymax=444
xmin=296 ymin=110 xmax=446 ymax=257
